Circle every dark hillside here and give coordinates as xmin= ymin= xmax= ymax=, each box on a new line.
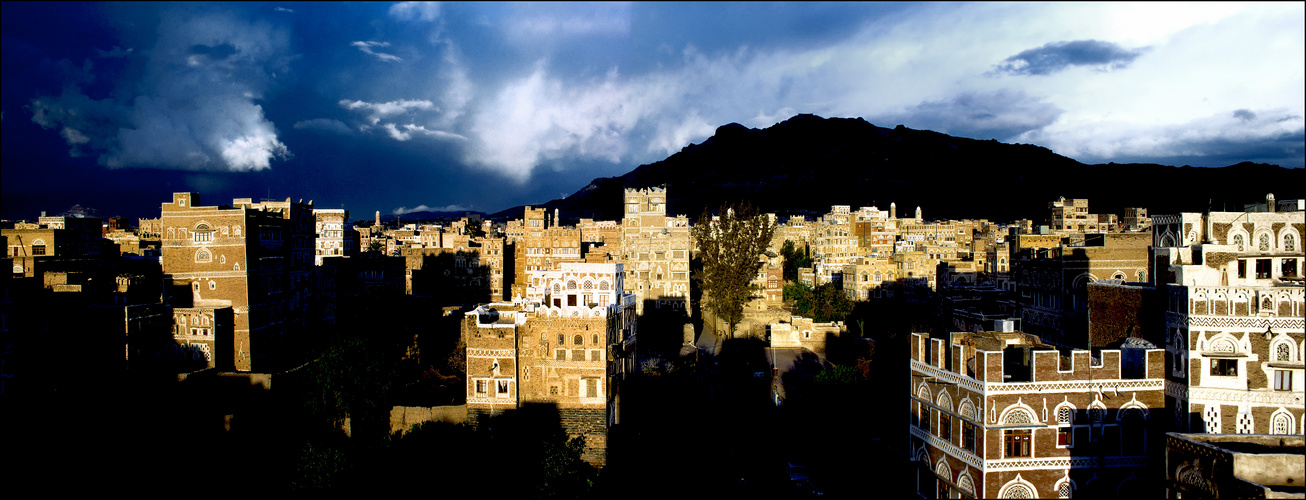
xmin=493 ymin=114 xmax=1303 ymax=223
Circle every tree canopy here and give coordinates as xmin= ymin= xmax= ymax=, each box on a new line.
xmin=779 ymin=240 xmax=812 ymax=282
xmin=691 ymin=203 xmax=777 ymax=338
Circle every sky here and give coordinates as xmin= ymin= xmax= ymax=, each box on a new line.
xmin=3 ymin=2 xmax=1303 ymax=222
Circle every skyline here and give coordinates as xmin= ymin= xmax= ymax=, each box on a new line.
xmin=3 ymin=2 xmax=1303 ymax=221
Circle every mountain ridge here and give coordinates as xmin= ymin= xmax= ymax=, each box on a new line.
xmin=491 ymin=114 xmax=1303 ymax=224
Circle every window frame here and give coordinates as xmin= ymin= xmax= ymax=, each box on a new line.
xmin=1210 ymin=358 xmax=1239 ymax=377
xmin=1004 ymin=429 xmax=1032 ymax=458
xmin=1274 ymin=370 xmax=1293 ymax=391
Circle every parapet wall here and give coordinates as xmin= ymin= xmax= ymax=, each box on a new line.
xmin=912 ymin=332 xmax=1164 ymax=383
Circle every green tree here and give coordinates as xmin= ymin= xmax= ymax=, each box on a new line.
xmin=784 ymin=282 xmax=815 ymax=316
xmin=691 ymin=203 xmax=777 ymax=338
xmin=811 ymin=282 xmax=853 ymax=322
xmin=779 ymin=240 xmax=812 ymax=282
xmin=365 ymin=240 xmax=384 ymax=253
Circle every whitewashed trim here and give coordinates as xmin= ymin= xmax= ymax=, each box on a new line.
xmin=467 ymin=348 xmax=517 ymax=357
xmin=909 ymin=423 xmax=984 ymax=471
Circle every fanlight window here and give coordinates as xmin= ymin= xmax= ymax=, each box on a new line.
xmin=1285 ymin=234 xmax=1296 ymax=252
xmin=1259 ymin=234 xmax=1271 ymax=251
xmin=1276 ymin=342 xmax=1291 ymax=362
xmin=1004 ymin=409 xmax=1033 ymax=424
xmin=1233 ymin=234 xmax=1245 ymax=251
xmin=194 ymin=223 xmax=214 ymax=243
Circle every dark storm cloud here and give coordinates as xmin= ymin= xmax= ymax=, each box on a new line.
xmin=26 ymin=6 xmax=293 ymax=172
xmin=1233 ymin=109 xmax=1257 ymax=122
xmin=993 ymin=39 xmax=1147 ymax=76
xmin=883 ymin=90 xmax=1064 ymax=141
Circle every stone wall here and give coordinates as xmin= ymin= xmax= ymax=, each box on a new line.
xmin=389 ymin=405 xmax=467 ymax=434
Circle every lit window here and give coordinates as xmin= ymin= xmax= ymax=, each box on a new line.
xmin=1256 ymin=259 xmax=1272 ymax=279
xmin=1211 ymin=358 xmax=1238 ymax=376
xmin=1004 ymin=429 xmax=1032 ymax=458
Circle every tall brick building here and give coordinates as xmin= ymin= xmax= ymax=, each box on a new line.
xmin=910 ymin=331 xmax=1166 ymax=498
xmin=159 ymin=192 xmax=313 ymax=371
xmin=619 ymin=187 xmax=691 ymax=315
xmin=463 ymin=262 xmax=638 ymax=466
xmin=1151 ymin=203 xmax=1304 ymax=437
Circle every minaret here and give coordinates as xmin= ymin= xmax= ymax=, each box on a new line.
xmin=375 ymin=210 xmax=381 ymax=227
xmin=915 ymin=206 xmax=922 ymax=221
xmin=555 ymin=208 xmax=560 ymax=227
xmin=890 ymin=202 xmax=897 ymax=219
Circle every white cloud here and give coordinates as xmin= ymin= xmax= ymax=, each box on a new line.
xmin=352 ymin=2 xmax=1303 ymax=180
xmin=274 ymin=7 xmax=294 ymax=14
xmin=392 ymin=203 xmax=470 ymax=215
xmin=339 ymin=99 xmax=435 ymax=125
xmin=466 ymin=66 xmax=637 ymax=182
xmin=502 ymin=3 xmax=631 ymax=41
xmin=1023 ymin=108 xmax=1305 ymax=167
xmin=352 ymin=40 xmax=402 ymax=63
xmin=389 ymin=2 xmax=441 ymax=22
xmin=28 ymin=10 xmax=291 ymax=172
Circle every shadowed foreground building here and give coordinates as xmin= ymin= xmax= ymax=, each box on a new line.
xmin=463 ymin=262 xmax=638 ymax=466
xmin=910 ymin=330 xmax=1165 ymax=498
xmin=1164 ymin=433 xmax=1304 ymax=499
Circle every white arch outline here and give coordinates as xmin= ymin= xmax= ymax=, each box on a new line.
xmin=998 ymin=474 xmax=1038 ymax=499
xmin=999 ymin=398 xmax=1038 ymax=425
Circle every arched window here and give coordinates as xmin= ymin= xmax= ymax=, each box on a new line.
xmin=1259 ymin=233 xmax=1271 ymax=251
xmin=1057 ymin=481 xmax=1073 ymax=498
xmin=599 ymin=280 xmax=610 ymax=291
xmin=194 ymin=223 xmax=213 ymax=243
xmin=1004 ymin=408 xmax=1034 ymax=424
xmin=573 ymin=335 xmax=583 ymax=345
xmin=557 ymin=334 xmax=564 ymax=345
xmin=195 ymin=249 xmax=212 ymax=263
xmin=1233 ymin=234 xmax=1245 ymax=251
xmin=1285 ymin=233 xmax=1296 ymax=252
xmin=1002 ymin=482 xmax=1036 ymax=499
xmin=1271 ymin=411 xmax=1295 ymax=435
xmin=1275 ymin=342 xmax=1292 ymax=362
xmin=567 ymin=280 xmax=577 ymax=290
xmin=1058 ymin=406 xmax=1073 ymax=424
xmin=1089 ymin=407 xmax=1105 ymax=423
xmin=583 ymin=281 xmax=593 ymax=290
xmin=592 ymin=334 xmax=599 ymax=345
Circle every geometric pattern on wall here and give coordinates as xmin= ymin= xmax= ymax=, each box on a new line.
xmin=1236 ymin=410 xmax=1254 ymax=434
xmin=1203 ymin=405 xmax=1221 ymax=434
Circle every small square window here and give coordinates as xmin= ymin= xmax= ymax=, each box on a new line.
xmin=1211 ymin=358 xmax=1238 ymax=376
